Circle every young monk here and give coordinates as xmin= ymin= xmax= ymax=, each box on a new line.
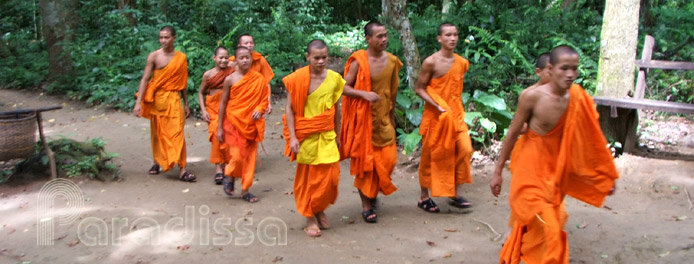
xmin=133 ymin=26 xmax=195 ymax=182
xmin=341 ymin=21 xmax=403 ymax=223
xmin=283 ymin=39 xmax=344 ymax=237
xmin=229 ymin=34 xmax=275 ymax=115
xmin=490 ymin=45 xmax=619 ymax=264
xmin=414 ymin=22 xmax=473 ymax=212
xmin=198 ymin=46 xmax=233 ymax=184
xmin=217 ymin=46 xmax=269 ymax=203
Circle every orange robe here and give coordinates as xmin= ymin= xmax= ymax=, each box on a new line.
xmin=205 ymin=67 xmax=234 ymax=164
xmin=418 ymin=54 xmax=473 ymax=197
xmin=230 ymin=51 xmax=275 ymax=84
xmin=500 ymin=84 xmax=620 ymax=264
xmin=282 ymin=66 xmax=341 ymax=217
xmin=139 ymin=51 xmax=188 ymax=171
xmin=222 ymin=70 xmax=269 ymax=191
xmin=340 ymin=50 xmax=402 ymax=199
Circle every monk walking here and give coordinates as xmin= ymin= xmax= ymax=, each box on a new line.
xmin=230 ymin=34 xmax=275 ymax=115
xmin=283 ymin=40 xmax=344 ymax=237
xmin=217 ymin=47 xmax=269 ymax=203
xmin=133 ymin=26 xmax=195 ymax=182
xmin=490 ymin=45 xmax=619 ymax=264
xmin=198 ymin=46 xmax=233 ymax=184
xmin=414 ymin=22 xmax=473 ymax=212
xmin=341 ymin=21 xmax=402 ymax=223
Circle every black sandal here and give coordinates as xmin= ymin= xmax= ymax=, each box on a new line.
xmin=241 ymin=193 xmax=259 ymax=203
xmin=179 ymin=171 xmax=197 ymax=182
xmin=417 ymin=198 xmax=440 ymax=213
xmin=214 ymin=173 xmax=224 ymax=185
xmin=449 ymin=196 xmax=472 ymax=209
xmin=361 ymin=209 xmax=378 ymax=223
xmin=148 ymin=164 xmax=160 ymax=175
xmin=222 ymin=176 xmax=235 ymax=196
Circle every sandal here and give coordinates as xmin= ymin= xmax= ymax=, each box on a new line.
xmin=304 ymin=226 xmax=322 ymax=237
xmin=316 ymin=213 xmax=330 ymax=229
xmin=417 ymin=198 xmax=440 ymax=213
xmin=222 ymin=176 xmax=235 ymax=196
xmin=148 ymin=164 xmax=160 ymax=175
xmin=241 ymin=193 xmax=259 ymax=203
xmin=179 ymin=171 xmax=197 ymax=182
xmin=361 ymin=209 xmax=378 ymax=223
xmin=449 ymin=196 xmax=472 ymax=209
xmin=214 ymin=173 xmax=224 ymax=185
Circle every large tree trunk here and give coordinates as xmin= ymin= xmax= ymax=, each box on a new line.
xmin=39 ymin=0 xmax=78 ymax=85
xmin=596 ymin=0 xmax=641 ymax=153
xmin=382 ymin=0 xmax=421 ymax=91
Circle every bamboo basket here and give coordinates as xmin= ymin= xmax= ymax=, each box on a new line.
xmin=0 ymin=112 xmax=37 ymax=161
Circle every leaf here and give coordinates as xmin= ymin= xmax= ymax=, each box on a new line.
xmin=400 ymin=128 xmax=422 ymax=154
xmin=464 ymin=112 xmax=482 ymax=126
xmin=426 ymin=241 xmax=436 ymax=247
xmin=480 ymin=118 xmax=497 ymax=133
xmin=405 ymin=109 xmax=422 ymax=126
xmin=475 ymin=94 xmax=507 ymax=111
xmin=396 ymin=93 xmax=412 ymax=109
xmin=462 ymin=92 xmax=471 ymax=105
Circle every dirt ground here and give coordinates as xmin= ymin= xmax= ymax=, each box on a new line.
xmin=1 ymin=89 xmax=693 ymax=264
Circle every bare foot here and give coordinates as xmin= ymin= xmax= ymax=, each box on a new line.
xmin=315 ymin=212 xmax=330 ymax=229
xmin=304 ymin=217 xmax=322 ymax=237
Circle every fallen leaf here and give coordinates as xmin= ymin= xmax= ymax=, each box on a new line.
xmin=211 ymin=211 xmax=219 ymax=215
xmin=195 ymin=122 xmax=201 ymax=127
xmin=275 ymin=122 xmax=281 ymax=125
xmin=48 ymin=119 xmax=55 ymax=123
xmin=444 ymin=229 xmax=458 ymax=232
xmin=182 ymin=189 xmax=190 ymax=193
xmin=443 ymin=253 xmax=452 ymax=258
xmin=658 ymin=251 xmax=670 ymax=257
xmin=55 ymin=234 xmax=67 ymax=240
xmin=176 ymin=245 xmax=190 ymax=251
xmin=675 ymin=216 xmax=687 ymax=221
xmin=67 ymin=240 xmax=80 ymax=247
xmin=577 ymin=222 xmax=587 ymax=229
xmin=600 ymin=254 xmax=608 ymax=259
xmin=426 ymin=241 xmax=436 ymax=247
xmin=272 ymin=256 xmax=283 ymax=262
xmin=262 ymin=188 xmax=274 ymax=192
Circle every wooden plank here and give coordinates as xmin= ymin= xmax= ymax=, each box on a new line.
xmin=636 ymin=60 xmax=694 ymax=70
xmin=593 ymin=96 xmax=694 ymax=114
xmin=634 ymin=70 xmax=647 ymax=99
xmin=633 ymin=35 xmax=654 ymax=99
xmin=0 ymin=106 xmax=62 ymax=116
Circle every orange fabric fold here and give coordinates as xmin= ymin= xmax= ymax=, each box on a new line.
xmin=139 ymin=51 xmax=188 ymax=119
xmin=500 ymin=84 xmax=619 ymax=264
xmin=230 ymin=51 xmax=275 ymax=82
xmin=293 ymin=162 xmax=340 ymax=217
xmin=340 ymin=50 xmax=374 ymax=177
xmin=354 ymin=144 xmax=398 ymax=198
xmin=205 ymin=68 xmax=233 ymax=164
xmin=418 ymin=54 xmax=473 ymax=197
xmin=221 ymin=70 xmax=269 ymax=188
xmin=281 ymin=66 xmax=335 ymax=161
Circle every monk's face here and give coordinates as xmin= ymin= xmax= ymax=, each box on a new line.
xmin=437 ymin=26 xmax=458 ymax=50
xmin=306 ymin=47 xmax=328 ymax=71
xmin=214 ymin=49 xmax=230 ymax=69
xmin=549 ymin=53 xmax=579 ymax=90
xmin=159 ymin=30 xmax=175 ymax=50
xmin=238 ymin=36 xmax=255 ymax=52
xmin=366 ymin=25 xmax=388 ymax=52
xmin=235 ymin=49 xmax=252 ymax=71
xmin=535 ymin=66 xmax=551 ymax=85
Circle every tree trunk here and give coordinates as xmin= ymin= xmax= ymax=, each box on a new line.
xmin=382 ymin=0 xmax=421 ymax=91
xmin=39 ymin=0 xmax=78 ymax=85
xmin=117 ymin=0 xmax=138 ymax=26
xmin=596 ymin=0 xmax=641 ymax=153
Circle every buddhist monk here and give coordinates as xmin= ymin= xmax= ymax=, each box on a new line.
xmin=341 ymin=21 xmax=402 ymax=223
xmin=229 ymin=34 xmax=275 ymax=115
xmin=217 ymin=46 xmax=269 ymax=203
xmin=490 ymin=45 xmax=619 ymax=264
xmin=133 ymin=26 xmax=195 ymax=182
xmin=283 ymin=39 xmax=344 ymax=237
xmin=414 ymin=22 xmax=473 ymax=212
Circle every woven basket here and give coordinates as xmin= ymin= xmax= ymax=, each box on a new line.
xmin=0 ymin=112 xmax=37 ymax=161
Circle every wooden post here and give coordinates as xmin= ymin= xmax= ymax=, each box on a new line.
xmin=36 ymin=112 xmax=57 ymax=179
xmin=634 ymin=35 xmax=654 ymax=100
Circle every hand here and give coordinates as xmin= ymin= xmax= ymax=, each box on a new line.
xmin=489 ymin=174 xmax=503 ymax=197
xmin=266 ymin=104 xmax=273 ymax=115
xmin=436 ymin=105 xmax=447 ymax=113
xmin=609 ymin=183 xmax=617 ymax=195
xmin=335 ymin=137 xmax=341 ymax=149
xmin=251 ymin=111 xmax=262 ymax=121
xmin=184 ymin=106 xmax=191 ymax=118
xmin=289 ymin=137 xmax=300 ymax=154
xmin=361 ymin=91 xmax=381 ymax=103
xmin=217 ymin=127 xmax=225 ymax=143
xmin=132 ymin=104 xmax=142 ymax=117
xmin=202 ymin=111 xmax=211 ymax=123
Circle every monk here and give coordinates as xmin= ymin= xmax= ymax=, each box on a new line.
xmin=217 ymin=46 xmax=269 ymax=203
xmin=341 ymin=21 xmax=403 ymax=223
xmin=198 ymin=46 xmax=233 ymax=184
xmin=489 ymin=45 xmax=619 ymax=264
xmin=229 ymin=34 xmax=275 ymax=115
xmin=414 ymin=22 xmax=473 ymax=212
xmin=283 ymin=39 xmax=344 ymax=237
xmin=133 ymin=26 xmax=195 ymax=182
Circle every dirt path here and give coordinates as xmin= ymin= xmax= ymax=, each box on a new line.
xmin=1 ymin=89 xmax=693 ymax=263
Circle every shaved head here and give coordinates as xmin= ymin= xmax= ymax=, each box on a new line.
xmin=238 ymin=34 xmax=253 ymax=45
xmin=536 ymin=53 xmax=550 ymax=69
xmin=550 ymin=45 xmax=579 ymax=64
xmin=364 ymin=21 xmax=385 ymax=36
xmin=437 ymin=22 xmax=456 ymax=36
xmin=235 ymin=46 xmax=251 ymax=56
xmin=214 ymin=46 xmax=228 ymax=56
xmin=160 ymin=26 xmax=176 ymax=36
xmin=306 ymin=39 xmax=328 ymax=53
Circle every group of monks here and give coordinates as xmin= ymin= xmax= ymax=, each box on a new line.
xmin=133 ymin=22 xmax=619 ymax=263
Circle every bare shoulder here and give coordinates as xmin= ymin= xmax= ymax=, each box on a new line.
xmin=226 ymin=72 xmax=243 ymax=86
xmin=421 ymin=54 xmax=437 ymax=69
xmin=203 ymin=68 xmax=216 ymax=79
xmin=519 ymin=85 xmax=543 ymax=104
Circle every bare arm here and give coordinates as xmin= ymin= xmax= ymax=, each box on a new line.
xmin=198 ymin=72 xmax=211 ymax=122
xmin=217 ymin=77 xmax=233 ymax=143
xmin=342 ymin=61 xmax=380 ymax=102
xmin=490 ymin=90 xmax=537 ymax=197
xmin=334 ymin=97 xmax=342 ymax=148
xmin=285 ymin=96 xmax=300 ymax=154
xmin=414 ymin=58 xmax=445 ymax=113
xmin=133 ymin=52 xmax=156 ymax=117
xmin=266 ymin=84 xmax=273 ymax=115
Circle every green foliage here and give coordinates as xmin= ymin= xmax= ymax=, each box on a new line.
xmin=0 ymin=0 xmax=47 ymax=89
xmin=464 ymin=90 xmax=513 ymax=145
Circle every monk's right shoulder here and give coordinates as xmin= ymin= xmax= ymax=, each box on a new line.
xmin=519 ymin=87 xmax=542 ymax=105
